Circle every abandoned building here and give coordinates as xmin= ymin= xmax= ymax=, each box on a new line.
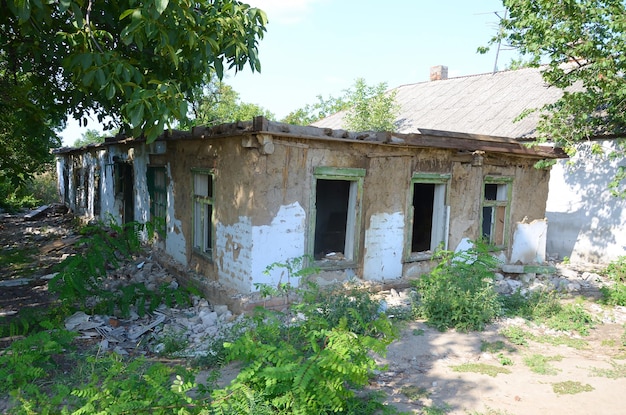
xmin=54 ymin=117 xmax=565 ymax=296
xmin=315 ymin=65 xmax=626 ymax=265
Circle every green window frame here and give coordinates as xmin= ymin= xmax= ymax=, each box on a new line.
xmin=147 ymin=166 xmax=167 ymax=237
xmin=309 ymin=167 xmax=365 ymax=268
xmin=406 ymin=173 xmax=450 ymax=261
xmin=192 ymin=169 xmax=214 ymax=259
xmin=481 ymin=176 xmax=513 ymax=247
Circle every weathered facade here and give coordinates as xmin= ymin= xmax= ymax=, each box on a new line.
xmin=315 ymin=66 xmax=626 ymax=265
xmin=55 ymin=118 xmax=564 ymax=295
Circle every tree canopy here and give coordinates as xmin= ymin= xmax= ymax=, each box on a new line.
xmin=1 ymin=0 xmax=267 ymax=185
xmin=283 ymin=78 xmax=399 ymax=132
xmin=182 ymin=77 xmax=274 ymax=128
xmin=485 ymin=0 xmax=626 ymax=150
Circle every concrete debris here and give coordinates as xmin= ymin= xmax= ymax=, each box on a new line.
xmin=62 ymin=251 xmax=617 ymax=357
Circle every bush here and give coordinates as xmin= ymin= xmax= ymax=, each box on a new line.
xmin=212 ymin=283 xmax=398 ymax=414
xmin=601 ymin=256 xmax=626 ymax=306
xmin=413 ymin=243 xmax=501 ymax=331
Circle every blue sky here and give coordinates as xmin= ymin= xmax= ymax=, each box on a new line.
xmin=60 ymin=0 xmax=517 ymax=145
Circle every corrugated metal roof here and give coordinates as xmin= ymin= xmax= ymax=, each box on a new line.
xmin=313 ymin=67 xmax=565 ymax=139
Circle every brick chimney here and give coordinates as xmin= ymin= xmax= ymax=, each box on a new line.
xmin=430 ymin=65 xmax=448 ymax=81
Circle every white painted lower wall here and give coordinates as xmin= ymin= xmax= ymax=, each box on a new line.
xmin=546 ymin=140 xmax=626 ymax=264
xmin=216 ymin=216 xmax=254 ymax=293
xmin=250 ymin=202 xmax=307 ymax=289
xmin=363 ymin=212 xmax=405 ymax=280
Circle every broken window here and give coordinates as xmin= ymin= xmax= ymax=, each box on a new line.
xmin=481 ymin=177 xmax=512 ymax=246
xmin=311 ymin=167 xmax=364 ymax=264
xmin=407 ymin=173 xmax=450 ymax=259
xmin=147 ymin=167 xmax=167 ymax=237
xmin=192 ymin=170 xmax=214 ymax=258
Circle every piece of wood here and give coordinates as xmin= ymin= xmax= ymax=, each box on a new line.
xmin=24 ymin=205 xmax=50 ymax=221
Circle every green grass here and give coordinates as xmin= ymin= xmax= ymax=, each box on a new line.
xmin=451 ymin=363 xmax=511 ymax=377
xmin=0 ymin=246 xmax=38 ymax=276
xmin=400 ymin=385 xmax=430 ymax=401
xmin=589 ymin=360 xmax=626 ymax=379
xmin=480 ymin=340 xmax=508 ymax=353
xmin=523 ymin=354 xmax=563 ymax=375
xmin=552 ymin=381 xmax=594 ymax=395
xmin=500 ymin=326 xmax=588 ymax=350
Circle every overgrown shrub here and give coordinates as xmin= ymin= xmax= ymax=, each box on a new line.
xmin=212 ymin=283 xmax=398 ymax=414
xmin=413 ymin=243 xmax=502 ymax=331
xmin=601 ymin=256 xmax=626 ymax=306
xmin=50 ymin=218 xmax=196 ymax=317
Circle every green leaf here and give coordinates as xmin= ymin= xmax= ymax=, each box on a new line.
xmin=154 ymin=0 xmax=169 ymax=15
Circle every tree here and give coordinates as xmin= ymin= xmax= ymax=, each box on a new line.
xmin=282 ymin=95 xmax=349 ymax=126
xmin=73 ymin=129 xmax=106 ymax=147
xmin=484 ymin=0 xmax=626 ymax=151
xmin=283 ymin=78 xmax=399 ymax=132
xmin=343 ymin=78 xmax=399 ymax=132
xmin=1 ymin=0 xmax=267 ymax=184
xmin=182 ymin=78 xmax=274 ymax=127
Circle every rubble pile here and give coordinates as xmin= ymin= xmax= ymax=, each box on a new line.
xmin=63 ymin=252 xmax=618 ymax=357
xmin=64 ymin=255 xmax=242 ymax=357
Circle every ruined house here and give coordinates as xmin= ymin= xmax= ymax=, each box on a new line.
xmin=54 ymin=117 xmax=564 ymax=298
xmin=315 ymin=66 xmax=626 ymax=264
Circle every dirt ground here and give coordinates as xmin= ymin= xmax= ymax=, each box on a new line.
xmin=1 ymin=209 xmax=626 ymax=415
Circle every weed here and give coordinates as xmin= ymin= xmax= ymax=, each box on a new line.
xmin=213 ymin=281 xmax=398 ymax=414
xmin=0 ymin=324 xmax=76 ymax=396
xmin=602 ymin=339 xmax=616 ymax=347
xmin=422 ymin=404 xmax=451 ymax=415
xmin=552 ymin=381 xmax=594 ymax=395
xmin=533 ymin=333 xmax=588 ymax=350
xmin=523 ymin=354 xmax=563 ymax=375
xmin=401 ymin=385 xmax=430 ymax=401
xmin=156 ymin=328 xmax=189 ymax=356
xmin=500 ymin=326 xmax=528 ymax=346
xmin=451 ymin=363 xmax=512 ymax=377
xmin=589 ymin=360 xmax=626 ymax=379
xmin=467 ymin=407 xmax=514 ymax=415
xmin=413 ymin=328 xmax=425 ymax=336
xmin=544 ymin=302 xmax=595 ymax=336
xmin=480 ymin=340 xmax=507 ymax=353
xmin=497 ymin=353 xmax=514 ymax=366
xmin=49 ymin=218 xmax=196 ymax=318
xmin=600 ymin=256 xmax=626 ymax=306
xmin=413 ymin=242 xmax=501 ymax=331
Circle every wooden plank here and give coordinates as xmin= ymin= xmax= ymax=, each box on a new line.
xmin=24 ymin=205 xmax=50 ymax=221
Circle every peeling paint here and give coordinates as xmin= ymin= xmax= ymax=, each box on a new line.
xmin=363 ymin=212 xmax=404 ymax=280
xmin=216 ymin=216 xmax=253 ymax=293
xmin=251 ymin=202 xmax=306 ymax=288
xmin=164 ymin=163 xmax=186 ymax=264
xmin=510 ymin=219 xmax=547 ymax=264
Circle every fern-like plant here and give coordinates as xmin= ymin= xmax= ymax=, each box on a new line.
xmin=211 ymin=283 xmax=397 ymax=414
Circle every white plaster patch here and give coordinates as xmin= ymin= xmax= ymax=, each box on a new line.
xmin=363 ymin=212 xmax=404 ymax=281
xmin=216 ymin=217 xmax=253 ymax=293
xmin=251 ymin=202 xmax=306 ymax=289
xmin=510 ymin=219 xmax=547 ymax=264
xmin=164 ymin=164 xmax=186 ymax=265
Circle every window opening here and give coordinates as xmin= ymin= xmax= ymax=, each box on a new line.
xmin=193 ymin=171 xmax=214 ymax=257
xmin=311 ymin=167 xmax=364 ymax=264
xmin=481 ymin=179 xmax=511 ymax=246
xmin=147 ymin=167 xmax=167 ymax=237
xmin=407 ymin=173 xmax=450 ymax=259
xmin=411 ymin=183 xmax=435 ymax=252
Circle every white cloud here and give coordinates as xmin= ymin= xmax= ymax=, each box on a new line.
xmin=243 ymin=0 xmax=323 ymax=25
